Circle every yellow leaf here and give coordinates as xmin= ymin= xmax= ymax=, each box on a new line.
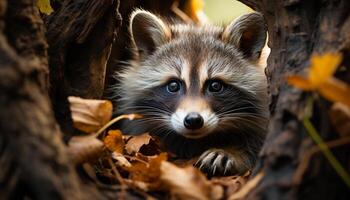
xmin=318 ymin=78 xmax=350 ymax=107
xmin=286 ymin=75 xmax=314 ymax=91
xmin=309 ymin=53 xmax=342 ymax=86
xmin=37 ymin=0 xmax=53 ymax=15
xmin=104 ymin=130 xmax=124 ymax=153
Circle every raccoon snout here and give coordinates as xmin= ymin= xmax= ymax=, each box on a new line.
xmin=184 ymin=112 xmax=204 ymax=130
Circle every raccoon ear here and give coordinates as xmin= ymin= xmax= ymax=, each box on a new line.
xmin=222 ymin=12 xmax=267 ymax=62
xmin=130 ymin=10 xmax=171 ymax=58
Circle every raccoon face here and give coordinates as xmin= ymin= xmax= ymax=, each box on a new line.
xmin=117 ymin=10 xmax=268 ymax=140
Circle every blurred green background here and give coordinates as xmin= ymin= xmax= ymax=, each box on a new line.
xmin=203 ymin=0 xmax=251 ymax=24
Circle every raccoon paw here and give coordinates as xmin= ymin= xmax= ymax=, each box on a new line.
xmin=194 ymin=149 xmax=243 ymax=177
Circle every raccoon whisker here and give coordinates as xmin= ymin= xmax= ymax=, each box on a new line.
xmin=219 ymin=117 xmax=265 ymax=130
xmin=221 ymin=114 xmax=266 ymax=122
xmin=123 ymin=105 xmax=172 ymax=115
xmin=216 ymin=106 xmax=259 ymax=116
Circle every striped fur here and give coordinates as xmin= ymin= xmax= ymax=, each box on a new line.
xmin=114 ymin=10 xmax=269 ymax=176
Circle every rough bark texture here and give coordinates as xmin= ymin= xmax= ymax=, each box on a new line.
xmin=238 ymin=0 xmax=350 ymax=199
xmin=0 ymin=0 xmax=92 ymax=199
xmin=45 ymin=0 xmax=121 ymax=136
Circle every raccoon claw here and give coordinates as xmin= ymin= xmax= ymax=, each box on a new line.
xmin=194 ymin=149 xmax=239 ymax=177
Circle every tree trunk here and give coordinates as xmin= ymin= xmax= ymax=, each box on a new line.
xmin=238 ymin=0 xmax=350 ymax=199
xmin=45 ymin=0 xmax=121 ymax=136
xmin=0 ymin=0 xmax=90 ymax=199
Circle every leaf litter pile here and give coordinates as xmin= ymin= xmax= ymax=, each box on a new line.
xmin=67 ymin=96 xmax=252 ymax=200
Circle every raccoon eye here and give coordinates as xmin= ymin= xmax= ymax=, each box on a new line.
xmin=167 ymin=80 xmax=181 ymax=93
xmin=208 ymin=80 xmax=224 ymax=93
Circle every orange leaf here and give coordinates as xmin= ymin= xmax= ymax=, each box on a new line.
xmin=286 ymin=75 xmax=314 ymax=91
xmin=126 ymin=153 xmax=167 ymax=189
xmin=309 ymin=53 xmax=342 ymax=86
xmin=318 ymin=78 xmax=350 ymax=107
xmin=104 ymin=130 xmax=124 ymax=153
xmin=184 ymin=0 xmax=206 ymax=23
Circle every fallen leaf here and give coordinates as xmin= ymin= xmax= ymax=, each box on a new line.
xmin=69 ymin=96 xmax=113 ymax=133
xmin=211 ymin=173 xmax=250 ymax=198
xmin=37 ymin=0 xmax=54 ymax=15
xmin=329 ymin=103 xmax=350 ymax=137
xmin=67 ymin=136 xmax=104 ymax=165
xmin=104 ymin=130 xmax=124 ymax=153
xmin=160 ymin=161 xmax=221 ymax=200
xmin=112 ymin=152 xmax=132 ymax=168
xmin=126 ymin=153 xmax=167 ymax=189
xmin=125 ymin=133 xmax=152 ymax=154
xmin=228 ymin=171 xmax=264 ymax=200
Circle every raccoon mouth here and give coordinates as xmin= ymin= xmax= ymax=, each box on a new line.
xmin=180 ymin=129 xmax=212 ymax=139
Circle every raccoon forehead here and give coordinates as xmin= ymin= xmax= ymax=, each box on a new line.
xmin=118 ymin=56 xmax=187 ymax=93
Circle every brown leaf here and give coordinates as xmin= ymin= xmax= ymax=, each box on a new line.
xmin=228 ymin=171 xmax=264 ymax=200
xmin=69 ymin=96 xmax=113 ymax=133
xmin=160 ymin=161 xmax=221 ymax=200
xmin=125 ymin=133 xmax=152 ymax=154
xmin=111 ymin=152 xmax=132 ymax=168
xmin=126 ymin=153 xmax=167 ymax=189
xmin=67 ymin=136 xmax=104 ymax=165
xmin=210 ymin=174 xmax=250 ymax=198
xmin=329 ymin=103 xmax=350 ymax=137
xmin=104 ymin=130 xmax=124 ymax=153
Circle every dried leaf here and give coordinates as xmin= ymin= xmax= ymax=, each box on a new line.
xmin=309 ymin=53 xmax=342 ymax=86
xmin=69 ymin=96 xmax=113 ymax=133
xmin=286 ymin=75 xmax=314 ymax=91
xmin=318 ymin=78 xmax=350 ymax=107
xmin=112 ymin=152 xmax=131 ymax=168
xmin=37 ymin=0 xmax=53 ymax=15
xmin=126 ymin=153 xmax=167 ymax=189
xmin=104 ymin=130 xmax=124 ymax=153
xmin=287 ymin=53 xmax=350 ymax=106
xmin=329 ymin=103 xmax=350 ymax=137
xmin=210 ymin=173 xmax=250 ymax=198
xmin=68 ymin=136 xmax=104 ymax=165
xmin=125 ymin=133 xmax=152 ymax=154
xmin=228 ymin=171 xmax=264 ymax=200
xmin=160 ymin=161 xmax=220 ymax=200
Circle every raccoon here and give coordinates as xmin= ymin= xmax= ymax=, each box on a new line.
xmin=115 ymin=10 xmax=268 ymax=177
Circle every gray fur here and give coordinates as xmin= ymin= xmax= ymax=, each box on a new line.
xmin=114 ymin=10 xmax=269 ymax=177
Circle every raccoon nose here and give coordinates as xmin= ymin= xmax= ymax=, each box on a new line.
xmin=184 ymin=112 xmax=204 ymax=130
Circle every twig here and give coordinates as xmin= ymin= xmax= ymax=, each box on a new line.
xmin=293 ymin=137 xmax=350 ymax=184
xmin=108 ymin=158 xmax=127 ymax=200
xmin=302 ymin=118 xmax=350 ymax=188
xmin=94 ymin=114 xmax=142 ymax=137
xmin=171 ymin=0 xmax=193 ymax=23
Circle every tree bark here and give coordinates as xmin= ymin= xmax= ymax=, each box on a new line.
xmin=238 ymin=0 xmax=350 ymax=199
xmin=0 ymin=0 xmax=91 ymax=199
xmin=45 ymin=0 xmax=121 ymax=136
